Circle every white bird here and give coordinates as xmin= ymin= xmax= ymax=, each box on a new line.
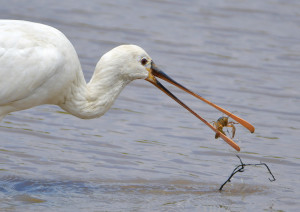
xmin=0 ymin=20 xmax=254 ymax=151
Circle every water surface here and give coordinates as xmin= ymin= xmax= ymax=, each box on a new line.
xmin=1 ymin=0 xmax=300 ymax=211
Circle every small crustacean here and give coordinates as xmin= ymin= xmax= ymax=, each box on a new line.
xmin=213 ymin=116 xmax=237 ymax=139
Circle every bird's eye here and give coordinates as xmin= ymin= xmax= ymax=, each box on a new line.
xmin=141 ymin=58 xmax=148 ymax=66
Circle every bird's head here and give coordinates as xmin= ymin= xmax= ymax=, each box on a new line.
xmin=96 ymin=45 xmax=151 ymax=81
xmin=97 ymin=45 xmax=189 ymax=88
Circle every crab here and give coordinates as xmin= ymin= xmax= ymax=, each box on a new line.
xmin=213 ymin=116 xmax=237 ymax=139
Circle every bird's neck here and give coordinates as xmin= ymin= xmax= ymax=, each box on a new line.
xmin=59 ymin=66 xmax=131 ymax=119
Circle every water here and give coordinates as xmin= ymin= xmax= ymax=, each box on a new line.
xmin=1 ymin=0 xmax=300 ymax=211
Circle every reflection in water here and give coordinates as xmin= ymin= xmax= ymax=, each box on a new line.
xmin=0 ymin=175 xmax=270 ymax=211
xmin=0 ymin=175 xmax=265 ymax=199
xmin=15 ymin=194 xmax=46 ymax=204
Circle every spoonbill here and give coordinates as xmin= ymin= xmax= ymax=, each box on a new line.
xmin=0 ymin=20 xmax=254 ymax=151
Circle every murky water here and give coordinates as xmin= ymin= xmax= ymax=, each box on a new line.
xmin=1 ymin=0 xmax=300 ymax=211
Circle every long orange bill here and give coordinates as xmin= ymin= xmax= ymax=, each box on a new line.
xmin=146 ymin=61 xmax=255 ymax=151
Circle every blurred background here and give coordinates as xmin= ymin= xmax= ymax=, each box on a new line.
xmin=0 ymin=0 xmax=299 ymax=211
